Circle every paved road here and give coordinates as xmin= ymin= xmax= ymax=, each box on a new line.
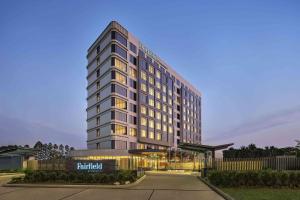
xmin=0 ymin=173 xmax=224 ymax=200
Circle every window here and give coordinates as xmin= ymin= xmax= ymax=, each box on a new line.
xmin=111 ymin=31 xmax=127 ymax=47
xmin=111 ymin=84 xmax=127 ymax=97
xmin=129 ymin=91 xmax=137 ymax=101
xmin=168 ymin=107 xmax=172 ymax=115
xmin=149 ymin=65 xmax=154 ymax=74
xmin=156 ymin=70 xmax=161 ymax=79
xmin=129 ymin=128 xmax=137 ymax=137
xmin=162 ymin=115 xmax=167 ymax=122
xmin=148 ymin=98 xmax=154 ymax=107
xmin=149 ymin=119 xmax=154 ymax=128
xmin=156 ymin=133 xmax=162 ymax=141
xmin=149 ymin=76 xmax=154 ymax=85
xmin=156 ymin=112 xmax=161 ymax=120
xmin=129 ymin=115 xmax=137 ymax=125
xmin=163 ymin=105 xmax=167 ymax=112
xmin=129 ymin=67 xmax=137 ymax=78
xmin=149 ymin=108 xmax=154 ymax=117
xmin=141 ymin=105 xmax=147 ymax=115
xmin=156 ymin=91 xmax=161 ymax=99
xmin=149 ymin=131 xmax=154 ymax=139
xmin=96 ymin=69 xmax=100 ymax=77
xmin=163 ymin=124 xmax=167 ymax=132
xmin=141 ymin=130 xmax=147 ymax=137
xmin=97 ymin=105 xmax=100 ymax=113
xmin=156 ymin=82 xmax=161 ymax=89
xmin=96 ymin=81 xmax=100 ymax=89
xmin=96 ymin=45 xmax=100 ymax=54
xmin=156 ymin=101 xmax=161 ymax=109
xmin=140 ymin=71 xmax=147 ymax=81
xmin=111 ymin=124 xmax=127 ymax=135
xmin=156 ymin=122 xmax=161 ymax=130
xmin=111 ymin=44 xmax=127 ymax=59
xmin=96 ymin=129 xmax=100 ymax=137
xmin=162 ymin=85 xmax=167 ymax=93
xmin=111 ymin=111 xmax=127 ymax=122
xmin=149 ymin=87 xmax=154 ymax=96
xmin=141 ymin=117 xmax=147 ymax=126
xmin=112 ymin=71 xmax=127 ymax=85
xmin=130 ymin=55 xmax=137 ymax=66
xmin=112 ymin=97 xmax=127 ymax=110
xmin=163 ymin=95 xmax=166 ymax=102
xmin=168 ymin=117 xmax=172 ymax=124
xmin=130 ymin=103 xmax=137 ymax=113
xmin=130 ymin=79 xmax=137 ymax=89
xmin=112 ymin=57 xmax=126 ymax=72
xmin=97 ymin=93 xmax=100 ymax=101
xmin=141 ymin=83 xmax=147 ymax=92
xmin=168 ymin=89 xmax=172 ymax=96
xmin=168 ymin=98 xmax=172 ymax=106
xmin=129 ymin=42 xmax=137 ymax=54
xmin=96 ymin=117 xmax=100 ymax=126
xmin=168 ymin=126 xmax=173 ymax=134
xmin=96 ymin=143 xmax=100 ymax=149
xmin=97 ymin=58 xmax=100 ymax=66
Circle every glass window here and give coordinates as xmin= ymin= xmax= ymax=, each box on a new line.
xmin=168 ymin=98 xmax=172 ymax=106
xmin=96 ymin=129 xmax=100 ymax=137
xmin=156 ymin=112 xmax=161 ymax=120
xmin=168 ymin=117 xmax=172 ymax=124
xmin=156 ymin=82 xmax=161 ymax=89
xmin=130 ymin=55 xmax=137 ymax=66
xmin=112 ymin=124 xmax=127 ymax=135
xmin=163 ymin=124 xmax=167 ymax=132
xmin=129 ymin=42 xmax=137 ymax=54
xmin=156 ymin=101 xmax=161 ymax=109
xmin=156 ymin=133 xmax=162 ymax=141
xmin=162 ymin=85 xmax=167 ymax=93
xmin=111 ymin=84 xmax=127 ymax=97
xmin=111 ymin=31 xmax=127 ymax=47
xmin=112 ymin=71 xmax=127 ymax=85
xmin=168 ymin=126 xmax=173 ymax=134
xmin=129 ymin=67 xmax=137 ymax=78
xmin=163 ymin=105 xmax=167 ymax=112
xmin=149 ymin=119 xmax=154 ymax=128
xmin=111 ymin=111 xmax=127 ymax=122
xmin=163 ymin=114 xmax=167 ymax=122
xmin=149 ymin=108 xmax=154 ymax=117
xmin=168 ymin=89 xmax=172 ymax=96
xmin=168 ymin=107 xmax=172 ymax=115
xmin=112 ymin=97 xmax=127 ymax=110
xmin=156 ymin=70 xmax=161 ymax=79
xmin=148 ymin=98 xmax=154 ymax=107
xmin=149 ymin=65 xmax=154 ymax=74
xmin=141 ymin=70 xmax=147 ymax=81
xmin=112 ymin=57 xmax=126 ymax=72
xmin=141 ymin=130 xmax=147 ymax=137
xmin=163 ymin=95 xmax=166 ymax=102
xmin=156 ymin=122 xmax=161 ymax=130
xmin=111 ymin=44 xmax=127 ymax=59
xmin=149 ymin=131 xmax=154 ymax=139
xmin=129 ymin=128 xmax=137 ymax=137
xmin=97 ymin=105 xmax=100 ymax=113
xmin=156 ymin=91 xmax=161 ymax=99
xmin=141 ymin=83 xmax=147 ymax=92
xmin=141 ymin=105 xmax=147 ymax=115
xmin=149 ymin=87 xmax=154 ymax=96
xmin=141 ymin=117 xmax=147 ymax=126
xmin=149 ymin=76 xmax=154 ymax=85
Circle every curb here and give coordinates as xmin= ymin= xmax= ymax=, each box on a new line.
xmin=3 ymin=174 xmax=146 ymax=189
xmin=197 ymin=176 xmax=235 ymax=200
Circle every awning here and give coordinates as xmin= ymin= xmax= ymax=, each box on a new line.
xmin=178 ymin=143 xmax=234 ymax=153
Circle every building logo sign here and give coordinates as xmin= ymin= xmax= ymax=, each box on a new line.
xmin=76 ymin=162 xmax=102 ymax=171
xmin=139 ymin=43 xmax=159 ymax=61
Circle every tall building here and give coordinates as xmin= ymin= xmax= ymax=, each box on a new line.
xmin=86 ymin=21 xmax=201 ymax=152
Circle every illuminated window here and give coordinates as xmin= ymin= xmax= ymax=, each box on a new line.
xmin=156 ymin=70 xmax=161 ymax=79
xmin=149 ymin=131 xmax=154 ymax=139
xmin=112 ymin=124 xmax=127 ymax=135
xmin=129 ymin=67 xmax=137 ymax=78
xmin=168 ymin=98 xmax=172 ymax=106
xmin=129 ymin=128 xmax=137 ymax=137
xmin=141 ymin=117 xmax=147 ymax=126
xmin=162 ymin=115 xmax=167 ymax=122
xmin=156 ymin=122 xmax=161 ymax=130
xmin=149 ymin=108 xmax=154 ymax=117
xmin=168 ymin=117 xmax=172 ymax=124
xmin=162 ymin=85 xmax=166 ymax=93
xmin=156 ymin=81 xmax=161 ymax=89
xmin=149 ymin=87 xmax=154 ymax=96
xmin=141 ymin=70 xmax=147 ymax=81
xmin=148 ymin=99 xmax=154 ymax=107
xmin=149 ymin=65 xmax=154 ymax=74
xmin=156 ymin=133 xmax=162 ymax=141
xmin=156 ymin=91 xmax=161 ymax=99
xmin=156 ymin=101 xmax=161 ymax=109
xmin=141 ymin=105 xmax=147 ymax=115
xmin=112 ymin=57 xmax=127 ymax=72
xmin=168 ymin=89 xmax=172 ymax=96
xmin=112 ymin=97 xmax=127 ymax=110
xmin=163 ymin=124 xmax=167 ymax=132
xmin=141 ymin=130 xmax=147 ymax=137
xmin=163 ymin=96 xmax=166 ymax=102
xmin=149 ymin=119 xmax=154 ymax=128
xmin=168 ymin=126 xmax=173 ymax=134
xmin=149 ymin=76 xmax=154 ymax=85
xmin=163 ymin=105 xmax=167 ymax=112
xmin=141 ymin=83 xmax=147 ymax=92
xmin=156 ymin=112 xmax=161 ymax=120
xmin=168 ymin=107 xmax=172 ymax=115
xmin=112 ymin=71 xmax=126 ymax=85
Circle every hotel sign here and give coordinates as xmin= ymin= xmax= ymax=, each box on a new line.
xmin=67 ymin=160 xmax=117 ymax=172
xmin=139 ymin=43 xmax=159 ymax=61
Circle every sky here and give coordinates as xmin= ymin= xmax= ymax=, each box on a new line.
xmin=0 ymin=0 xmax=299 ymax=149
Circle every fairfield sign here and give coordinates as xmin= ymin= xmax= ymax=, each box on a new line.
xmin=67 ymin=160 xmax=117 ymax=172
xmin=77 ymin=162 xmax=102 ymax=171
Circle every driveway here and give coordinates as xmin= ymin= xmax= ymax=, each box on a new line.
xmin=0 ymin=172 xmax=224 ymax=200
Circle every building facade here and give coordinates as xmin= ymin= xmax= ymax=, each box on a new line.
xmin=86 ymin=21 xmax=201 ymax=152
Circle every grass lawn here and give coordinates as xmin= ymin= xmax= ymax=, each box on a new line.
xmin=221 ymin=188 xmax=300 ymax=200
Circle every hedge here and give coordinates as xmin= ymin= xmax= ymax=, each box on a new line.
xmin=10 ymin=170 xmax=138 ymax=185
xmin=208 ymin=170 xmax=300 ymax=188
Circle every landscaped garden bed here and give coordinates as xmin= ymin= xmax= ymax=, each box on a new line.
xmin=9 ymin=170 xmax=139 ymax=185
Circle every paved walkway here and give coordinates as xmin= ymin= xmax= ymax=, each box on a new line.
xmin=0 ymin=173 xmax=224 ymax=200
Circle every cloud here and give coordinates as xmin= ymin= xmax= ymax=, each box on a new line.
xmin=0 ymin=115 xmax=85 ymax=148
xmin=205 ymin=105 xmax=300 ymax=147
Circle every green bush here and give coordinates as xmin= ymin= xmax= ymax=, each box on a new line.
xmin=13 ymin=170 xmax=138 ymax=185
xmin=208 ymin=170 xmax=300 ymax=188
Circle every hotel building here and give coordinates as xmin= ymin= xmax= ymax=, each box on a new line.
xmin=86 ymin=21 xmax=201 ymax=151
